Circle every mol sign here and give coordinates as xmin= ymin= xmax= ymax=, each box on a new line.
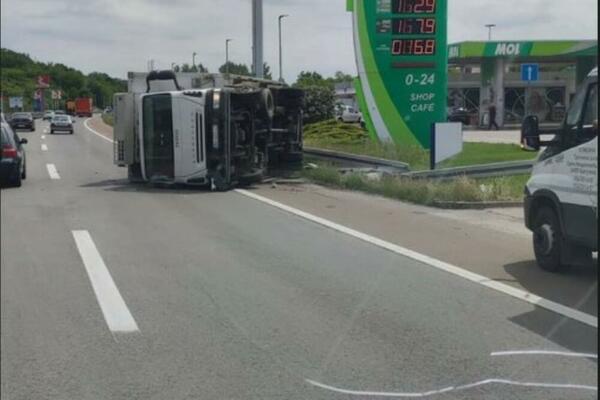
xmin=349 ymin=0 xmax=448 ymax=148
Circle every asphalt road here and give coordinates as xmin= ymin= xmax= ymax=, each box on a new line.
xmin=1 ymin=117 xmax=597 ymax=399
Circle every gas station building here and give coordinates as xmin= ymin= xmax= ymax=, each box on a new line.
xmin=447 ymin=40 xmax=598 ymax=128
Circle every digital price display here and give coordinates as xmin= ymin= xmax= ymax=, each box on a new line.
xmin=350 ymin=0 xmax=447 ymax=148
xmin=391 ymin=39 xmax=436 ymax=55
xmin=392 ymin=18 xmax=436 ymax=34
xmin=393 ymin=0 xmax=436 ymax=14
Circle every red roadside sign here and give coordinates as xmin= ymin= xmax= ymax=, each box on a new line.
xmin=37 ymin=75 xmax=51 ymax=88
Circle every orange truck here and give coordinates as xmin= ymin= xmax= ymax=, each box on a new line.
xmin=66 ymin=100 xmax=76 ymax=116
xmin=75 ymin=97 xmax=93 ymax=117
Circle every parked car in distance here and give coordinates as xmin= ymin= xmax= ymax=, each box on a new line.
xmin=0 ymin=122 xmax=27 ymax=187
xmin=43 ymin=111 xmax=55 ymax=121
xmin=337 ymin=105 xmax=362 ymax=124
xmin=447 ymin=107 xmax=473 ymax=125
xmin=9 ymin=112 xmax=35 ymax=132
xmin=50 ymin=115 xmax=74 ymax=134
xmin=55 ymin=110 xmax=66 ymax=115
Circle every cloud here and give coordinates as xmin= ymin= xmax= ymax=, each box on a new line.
xmin=1 ymin=0 xmax=597 ymax=82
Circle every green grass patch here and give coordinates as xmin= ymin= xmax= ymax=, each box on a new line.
xmin=303 ymin=120 xmax=537 ymax=170
xmin=102 ymin=113 xmax=114 ymax=127
xmin=302 ymin=165 xmax=528 ymax=206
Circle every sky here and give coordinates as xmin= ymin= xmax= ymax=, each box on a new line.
xmin=1 ymin=0 xmax=598 ymax=82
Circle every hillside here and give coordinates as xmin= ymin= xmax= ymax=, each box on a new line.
xmin=0 ymin=48 xmax=126 ymax=111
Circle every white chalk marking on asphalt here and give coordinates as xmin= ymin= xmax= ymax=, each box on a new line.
xmin=46 ymin=164 xmax=60 ymax=180
xmin=84 ymin=118 xmax=115 ymax=143
xmin=235 ymin=189 xmax=598 ymax=329
xmin=492 ymin=350 xmax=598 ymax=359
xmin=306 ymin=378 xmax=598 ymax=398
xmin=41 ymin=144 xmax=48 ymax=151
xmin=72 ymin=230 xmax=139 ymax=333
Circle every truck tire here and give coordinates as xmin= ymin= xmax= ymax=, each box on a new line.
xmin=533 ymin=207 xmax=568 ymax=273
xmin=259 ymin=90 xmax=275 ymax=121
xmin=238 ymin=168 xmax=264 ymax=186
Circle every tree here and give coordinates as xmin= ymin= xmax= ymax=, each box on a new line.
xmin=293 ymin=71 xmax=331 ymax=89
xmin=219 ymin=62 xmax=251 ymax=76
xmin=263 ymin=63 xmax=273 ymax=80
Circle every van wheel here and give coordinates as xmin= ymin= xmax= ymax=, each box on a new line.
xmin=533 ymin=207 xmax=568 ymax=273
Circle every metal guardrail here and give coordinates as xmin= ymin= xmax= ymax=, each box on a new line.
xmin=404 ymin=160 xmax=535 ymax=180
xmin=303 ymin=147 xmax=534 ymax=180
xmin=303 ymin=147 xmax=410 ymax=173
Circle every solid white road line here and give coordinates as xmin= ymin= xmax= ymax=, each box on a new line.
xmin=84 ymin=118 xmax=114 ymax=143
xmin=46 ymin=164 xmax=60 ymax=180
xmin=235 ymin=189 xmax=598 ymax=329
xmin=41 ymin=144 xmax=48 ymax=151
xmin=72 ymin=230 xmax=139 ymax=333
xmin=491 ymin=350 xmax=598 ymax=359
xmin=306 ymin=378 xmax=597 ymax=398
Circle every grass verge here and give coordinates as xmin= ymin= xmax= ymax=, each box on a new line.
xmin=302 ymin=166 xmax=528 ymax=207
xmin=102 ymin=113 xmax=114 ymax=127
xmin=304 ymin=119 xmax=536 ymax=170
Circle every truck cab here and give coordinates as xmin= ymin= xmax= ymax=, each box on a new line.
xmin=114 ymin=71 xmax=304 ymax=190
xmin=523 ymin=67 xmax=598 ymax=272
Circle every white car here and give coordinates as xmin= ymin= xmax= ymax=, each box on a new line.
xmin=337 ymin=105 xmax=362 ymax=124
xmin=43 ymin=111 xmax=55 ymax=121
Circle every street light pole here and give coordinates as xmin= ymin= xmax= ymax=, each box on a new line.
xmin=252 ymin=0 xmax=264 ymax=78
xmin=192 ymin=52 xmax=197 ymax=70
xmin=278 ymin=14 xmax=289 ymax=83
xmin=485 ymin=24 xmax=496 ymax=41
xmin=225 ymin=39 xmax=233 ymax=74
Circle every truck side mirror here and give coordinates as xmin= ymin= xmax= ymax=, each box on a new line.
xmin=521 ymin=115 xmax=540 ymax=152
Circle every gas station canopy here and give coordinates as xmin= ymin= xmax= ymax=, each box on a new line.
xmin=449 ymin=40 xmax=597 ymax=63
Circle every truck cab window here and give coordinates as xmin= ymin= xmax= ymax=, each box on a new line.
xmin=582 ymin=83 xmax=598 ymax=128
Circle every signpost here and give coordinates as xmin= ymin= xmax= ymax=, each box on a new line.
xmin=349 ymin=0 xmax=448 ymax=149
xmin=521 ymin=63 xmax=539 ymax=82
xmin=9 ymin=97 xmax=24 ymax=110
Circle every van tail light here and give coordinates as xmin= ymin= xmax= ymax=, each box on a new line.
xmin=2 ymin=145 xmax=18 ymax=159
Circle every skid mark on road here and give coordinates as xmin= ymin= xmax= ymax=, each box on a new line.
xmin=46 ymin=164 xmax=60 ymax=180
xmin=72 ymin=230 xmax=139 ymax=334
xmin=236 ymin=189 xmax=598 ymax=329
xmin=306 ymin=378 xmax=597 ymax=398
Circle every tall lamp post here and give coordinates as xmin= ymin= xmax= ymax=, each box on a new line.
xmin=485 ymin=24 xmax=496 ymax=41
xmin=192 ymin=52 xmax=197 ymax=70
xmin=278 ymin=14 xmax=289 ymax=83
xmin=225 ymin=39 xmax=233 ymax=74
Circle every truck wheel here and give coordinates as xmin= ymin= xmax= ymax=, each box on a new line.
xmin=533 ymin=207 xmax=568 ymax=273
xmin=238 ymin=168 xmax=264 ymax=186
xmin=259 ymin=90 xmax=275 ymax=121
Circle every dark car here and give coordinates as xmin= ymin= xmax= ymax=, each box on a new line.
xmin=50 ymin=115 xmax=74 ymax=134
xmin=1 ymin=123 xmax=27 ymax=187
xmin=447 ymin=107 xmax=473 ymax=125
xmin=9 ymin=112 xmax=35 ymax=132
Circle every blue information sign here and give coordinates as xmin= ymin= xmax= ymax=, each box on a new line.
xmin=521 ymin=63 xmax=539 ymax=82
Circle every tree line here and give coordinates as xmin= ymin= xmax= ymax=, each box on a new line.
xmin=1 ymin=47 xmax=357 ymax=123
xmin=1 ymin=48 xmax=126 ymax=111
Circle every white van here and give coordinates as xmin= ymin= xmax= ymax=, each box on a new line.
xmin=523 ymin=67 xmax=598 ymax=272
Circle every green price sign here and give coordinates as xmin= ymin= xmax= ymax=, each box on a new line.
xmin=349 ymin=0 xmax=448 ymax=148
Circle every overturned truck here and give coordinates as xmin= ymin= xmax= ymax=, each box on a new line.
xmin=113 ymin=71 xmax=305 ymax=190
